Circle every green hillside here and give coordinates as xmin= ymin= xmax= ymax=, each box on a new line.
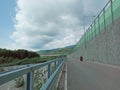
xmin=37 ymin=45 xmax=75 ymax=55
xmin=0 ymin=47 xmax=69 ymax=67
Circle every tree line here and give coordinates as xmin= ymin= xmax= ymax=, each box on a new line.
xmin=0 ymin=48 xmax=40 ymax=64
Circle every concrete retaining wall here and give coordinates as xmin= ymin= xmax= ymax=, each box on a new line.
xmin=71 ymin=17 xmax=120 ymax=66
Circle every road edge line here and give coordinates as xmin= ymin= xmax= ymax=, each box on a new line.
xmin=64 ymin=62 xmax=67 ymax=90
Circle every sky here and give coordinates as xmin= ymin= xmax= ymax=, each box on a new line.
xmin=0 ymin=0 xmax=108 ymax=51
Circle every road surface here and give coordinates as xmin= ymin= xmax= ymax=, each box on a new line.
xmin=67 ymin=57 xmax=120 ymax=90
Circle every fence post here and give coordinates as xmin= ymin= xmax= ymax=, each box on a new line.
xmin=86 ymin=31 xmax=88 ymax=44
xmin=103 ymin=8 xmax=106 ymax=30
xmin=26 ymin=71 xmax=34 ymax=90
xmin=84 ymin=33 xmax=87 ymax=48
xmin=91 ymin=25 xmax=93 ymax=40
xmin=98 ymin=15 xmax=100 ymax=34
xmin=88 ymin=28 xmax=90 ymax=43
xmin=94 ymin=21 xmax=96 ymax=37
xmin=89 ymin=27 xmax=91 ymax=41
xmin=110 ymin=0 xmax=114 ymax=24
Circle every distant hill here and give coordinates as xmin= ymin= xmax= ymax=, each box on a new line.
xmin=37 ymin=45 xmax=75 ymax=55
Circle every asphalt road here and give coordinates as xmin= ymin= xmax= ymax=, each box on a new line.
xmin=67 ymin=57 xmax=120 ymax=90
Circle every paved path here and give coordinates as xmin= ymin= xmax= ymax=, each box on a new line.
xmin=67 ymin=57 xmax=120 ymax=90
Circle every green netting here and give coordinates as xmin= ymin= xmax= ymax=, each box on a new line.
xmin=91 ymin=26 xmax=94 ymax=40
xmin=77 ymin=0 xmax=120 ymax=46
xmin=86 ymin=30 xmax=89 ymax=43
xmin=99 ymin=14 xmax=105 ymax=32
xmin=81 ymin=39 xmax=83 ymax=46
xmin=92 ymin=25 xmax=95 ymax=38
xmin=113 ymin=0 xmax=120 ymax=20
xmin=95 ymin=18 xmax=99 ymax=36
xmin=105 ymin=5 xmax=112 ymax=27
xmin=89 ymin=28 xmax=92 ymax=41
xmin=94 ymin=22 xmax=97 ymax=37
xmin=85 ymin=32 xmax=87 ymax=44
xmin=86 ymin=29 xmax=89 ymax=43
xmin=76 ymin=0 xmax=120 ymax=48
xmin=87 ymin=29 xmax=89 ymax=42
xmin=88 ymin=29 xmax=90 ymax=42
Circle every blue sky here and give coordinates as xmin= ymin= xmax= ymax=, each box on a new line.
xmin=0 ymin=0 xmax=16 ymax=48
xmin=0 ymin=0 xmax=108 ymax=50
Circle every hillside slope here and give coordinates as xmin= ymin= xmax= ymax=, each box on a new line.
xmin=37 ymin=45 xmax=75 ymax=55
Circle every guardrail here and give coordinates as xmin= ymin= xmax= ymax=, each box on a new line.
xmin=75 ymin=0 xmax=120 ymax=49
xmin=0 ymin=57 xmax=66 ymax=90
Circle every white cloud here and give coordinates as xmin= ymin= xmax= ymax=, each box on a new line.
xmin=12 ymin=0 xmax=108 ymax=50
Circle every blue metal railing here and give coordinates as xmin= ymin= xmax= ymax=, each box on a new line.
xmin=0 ymin=57 xmax=66 ymax=90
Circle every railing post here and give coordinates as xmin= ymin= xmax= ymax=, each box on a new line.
xmin=26 ymin=71 xmax=34 ymax=90
xmin=48 ymin=63 xmax=51 ymax=79
xmin=54 ymin=61 xmax=57 ymax=70
xmin=24 ymin=74 xmax=27 ymax=90
xmin=58 ymin=60 xmax=60 ymax=66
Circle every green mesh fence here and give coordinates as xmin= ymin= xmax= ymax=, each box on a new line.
xmin=99 ymin=14 xmax=105 ymax=32
xmin=75 ymin=0 xmax=120 ymax=50
xmin=113 ymin=0 xmax=120 ymax=20
xmin=105 ymin=4 xmax=112 ymax=27
xmin=95 ymin=18 xmax=99 ymax=35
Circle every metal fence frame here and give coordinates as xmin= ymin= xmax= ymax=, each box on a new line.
xmin=74 ymin=0 xmax=118 ymax=50
xmin=0 ymin=57 xmax=66 ymax=90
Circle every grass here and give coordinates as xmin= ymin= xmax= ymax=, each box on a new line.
xmin=0 ymin=55 xmax=65 ymax=67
